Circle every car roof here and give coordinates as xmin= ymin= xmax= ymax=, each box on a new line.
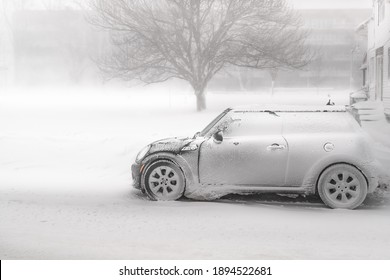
xmin=231 ymin=105 xmax=347 ymax=113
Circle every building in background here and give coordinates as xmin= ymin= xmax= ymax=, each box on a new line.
xmin=357 ymin=0 xmax=390 ymax=116
xmin=13 ymin=10 xmax=107 ymax=87
xmin=9 ymin=7 xmax=369 ymax=90
xmin=290 ymin=9 xmax=369 ymax=89
xmin=210 ymin=9 xmax=370 ymax=92
xmin=0 ymin=12 xmax=13 ymax=88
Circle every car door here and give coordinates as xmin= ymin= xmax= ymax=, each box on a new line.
xmin=198 ymin=112 xmax=288 ymax=186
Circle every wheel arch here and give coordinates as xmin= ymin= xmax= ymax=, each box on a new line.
xmin=314 ymin=162 xmax=369 ymax=195
xmin=301 ymin=154 xmax=372 ymax=195
xmin=140 ymin=152 xmax=196 ymax=194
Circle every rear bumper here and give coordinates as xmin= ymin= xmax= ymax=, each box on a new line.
xmin=364 ymin=160 xmax=381 ymax=193
xmin=131 ymin=163 xmax=141 ymax=189
xmin=367 ymin=176 xmax=379 ymax=193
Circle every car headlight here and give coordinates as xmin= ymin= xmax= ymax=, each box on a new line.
xmin=136 ymin=145 xmax=151 ymax=163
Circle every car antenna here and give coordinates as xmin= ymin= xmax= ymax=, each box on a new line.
xmin=326 ymin=94 xmax=335 ymax=106
xmin=326 ymin=99 xmax=335 ymax=106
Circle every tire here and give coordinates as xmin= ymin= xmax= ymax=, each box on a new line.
xmin=318 ymin=164 xmax=368 ymax=209
xmin=143 ymin=160 xmax=185 ymax=201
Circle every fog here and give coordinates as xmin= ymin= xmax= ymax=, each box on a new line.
xmin=1 ymin=0 xmax=390 ymax=260
xmin=290 ymin=0 xmax=371 ymax=9
xmin=0 ymin=0 xmax=370 ymax=91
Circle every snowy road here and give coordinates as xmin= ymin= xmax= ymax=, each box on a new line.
xmin=1 ymin=188 xmax=389 ymax=259
xmin=1 ymin=89 xmax=389 ymax=259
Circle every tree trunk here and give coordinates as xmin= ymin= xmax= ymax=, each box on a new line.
xmin=195 ymin=89 xmax=207 ymax=112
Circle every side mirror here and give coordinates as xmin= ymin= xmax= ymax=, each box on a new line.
xmin=213 ymin=130 xmax=223 ymax=144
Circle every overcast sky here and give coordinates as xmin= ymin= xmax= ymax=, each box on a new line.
xmin=0 ymin=0 xmax=374 ymax=12
xmin=289 ymin=0 xmax=371 ymax=9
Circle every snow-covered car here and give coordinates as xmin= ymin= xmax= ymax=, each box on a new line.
xmin=131 ymin=105 xmax=380 ymax=209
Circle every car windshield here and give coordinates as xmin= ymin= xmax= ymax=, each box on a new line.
xmin=199 ymin=109 xmax=231 ymax=137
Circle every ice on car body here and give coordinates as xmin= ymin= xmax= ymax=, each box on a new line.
xmin=132 ymin=105 xmax=380 ymax=209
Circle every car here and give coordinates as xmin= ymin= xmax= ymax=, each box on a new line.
xmin=131 ymin=105 xmax=380 ymax=209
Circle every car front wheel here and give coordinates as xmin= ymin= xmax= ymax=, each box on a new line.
xmin=143 ymin=160 xmax=185 ymax=201
xmin=318 ymin=164 xmax=368 ymax=209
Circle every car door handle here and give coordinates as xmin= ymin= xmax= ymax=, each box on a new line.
xmin=267 ymin=144 xmax=286 ymax=151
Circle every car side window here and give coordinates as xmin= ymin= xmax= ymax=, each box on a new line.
xmin=282 ymin=112 xmax=352 ymax=134
xmin=223 ymin=112 xmax=282 ymax=137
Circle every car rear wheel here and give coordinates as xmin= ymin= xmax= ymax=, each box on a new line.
xmin=318 ymin=164 xmax=367 ymax=209
xmin=143 ymin=160 xmax=185 ymax=201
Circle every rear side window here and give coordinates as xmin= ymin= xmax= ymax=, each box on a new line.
xmin=223 ymin=112 xmax=283 ymax=137
xmin=282 ymin=112 xmax=353 ymax=134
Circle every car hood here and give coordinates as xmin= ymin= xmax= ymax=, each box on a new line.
xmin=149 ymin=137 xmax=194 ymax=154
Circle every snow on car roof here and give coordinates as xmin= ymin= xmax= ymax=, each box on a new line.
xmin=232 ymin=105 xmax=347 ymax=113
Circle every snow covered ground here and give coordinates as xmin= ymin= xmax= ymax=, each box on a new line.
xmin=0 ymin=87 xmax=389 ymax=259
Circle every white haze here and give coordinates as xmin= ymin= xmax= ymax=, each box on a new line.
xmin=1 ymin=88 xmax=390 ymax=259
xmin=0 ymin=0 xmax=389 ymax=260
xmin=289 ymin=0 xmax=371 ymax=9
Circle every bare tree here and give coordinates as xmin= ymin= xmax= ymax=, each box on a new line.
xmin=88 ymin=0 xmax=311 ymax=111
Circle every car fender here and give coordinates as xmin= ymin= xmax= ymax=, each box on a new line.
xmin=302 ymin=153 xmax=379 ymax=194
xmin=140 ymin=152 xmax=198 ymax=195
